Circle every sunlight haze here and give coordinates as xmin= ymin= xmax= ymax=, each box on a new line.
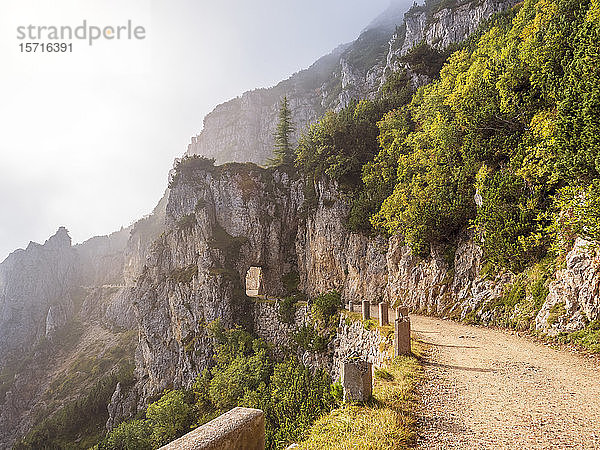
xmin=0 ymin=0 xmax=397 ymax=261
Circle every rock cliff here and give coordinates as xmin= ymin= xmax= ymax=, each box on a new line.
xmin=129 ymin=160 xmax=600 ymax=410
xmin=0 ymin=227 xmax=77 ymax=364
xmin=128 ymin=163 xmax=397 ymax=403
xmin=0 ymin=196 xmax=166 ymax=447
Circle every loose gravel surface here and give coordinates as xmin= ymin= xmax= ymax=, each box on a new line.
xmin=412 ymin=315 xmax=600 ymax=449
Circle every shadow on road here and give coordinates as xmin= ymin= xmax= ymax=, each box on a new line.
xmin=423 ymin=361 xmax=495 ymax=373
xmin=416 ymin=340 xmax=480 ymax=349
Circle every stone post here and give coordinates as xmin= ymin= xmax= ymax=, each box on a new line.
xmin=378 ymin=302 xmax=389 ymax=326
xmin=348 ymin=301 xmax=354 ymax=312
xmin=341 ymin=359 xmax=373 ymax=402
xmin=396 ymin=306 xmax=409 ymax=320
xmin=362 ymin=300 xmax=370 ymax=320
xmin=394 ymin=317 xmax=411 ymax=356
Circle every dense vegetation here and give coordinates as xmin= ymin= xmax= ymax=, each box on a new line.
xmin=296 ymin=0 xmax=600 ymax=274
xmin=99 ymin=322 xmax=338 ymax=450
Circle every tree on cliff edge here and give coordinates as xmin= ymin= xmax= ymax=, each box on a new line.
xmin=267 ymin=96 xmax=295 ymax=167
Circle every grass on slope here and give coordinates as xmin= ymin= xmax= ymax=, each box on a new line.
xmin=299 ymin=352 xmax=422 ymax=450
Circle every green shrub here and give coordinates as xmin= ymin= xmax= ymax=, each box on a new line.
xmin=556 ymin=320 xmax=600 ymax=353
xmin=547 ymin=302 xmax=567 ymax=326
xmin=146 ymin=390 xmax=194 ymax=448
xmin=311 ymin=291 xmax=342 ymax=328
xmin=103 ymin=420 xmax=152 ymax=450
xmin=278 ymin=296 xmax=297 ymax=324
xmin=330 ymin=381 xmax=343 ymax=403
xmin=374 ymin=367 xmax=394 ymax=381
xmin=293 ymin=324 xmax=328 ymax=353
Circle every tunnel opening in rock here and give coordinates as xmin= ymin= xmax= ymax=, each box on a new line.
xmin=245 ymin=266 xmax=264 ymax=297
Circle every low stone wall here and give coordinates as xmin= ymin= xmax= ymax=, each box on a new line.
xmin=251 ymin=300 xmax=309 ymax=352
xmin=251 ymin=300 xmax=393 ymax=382
xmin=159 ymin=407 xmax=264 ymax=450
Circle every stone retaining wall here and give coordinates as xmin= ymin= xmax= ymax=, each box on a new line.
xmin=250 ymin=300 xmax=309 ymax=353
xmin=331 ymin=317 xmax=393 ymax=382
xmin=251 ymin=299 xmax=393 ymax=381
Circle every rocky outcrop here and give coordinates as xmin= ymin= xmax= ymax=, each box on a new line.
xmin=106 ymin=382 xmax=138 ymax=431
xmin=130 ymin=158 xmax=600 ymax=409
xmin=131 ymin=164 xmax=304 ymax=400
xmin=0 ymin=227 xmax=77 ymax=362
xmin=76 ymin=227 xmax=131 ymax=287
xmin=0 ymin=192 xmax=166 ymax=447
xmin=297 ymin=180 xmax=388 ymax=303
xmin=536 ymin=238 xmax=600 ymax=334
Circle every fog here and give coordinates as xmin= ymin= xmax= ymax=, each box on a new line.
xmin=0 ymin=0 xmax=403 ymax=262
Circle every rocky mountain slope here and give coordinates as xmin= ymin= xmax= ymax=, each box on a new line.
xmin=5 ymin=0 xmax=583 ymax=446
xmin=0 ymin=197 xmax=167 ymax=447
xmin=118 ymin=156 xmax=600 ymax=426
xmin=128 ymin=160 xmax=600 ymax=409
xmin=185 ymin=0 xmax=515 ymax=165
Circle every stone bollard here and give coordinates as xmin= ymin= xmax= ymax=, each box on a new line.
xmin=341 ymin=359 xmax=373 ymax=402
xmin=394 ymin=317 xmax=411 ymax=356
xmin=348 ymin=301 xmax=354 ymax=312
xmin=396 ymin=306 xmax=409 ymax=320
xmin=362 ymin=300 xmax=370 ymax=320
xmin=378 ymin=302 xmax=389 ymax=326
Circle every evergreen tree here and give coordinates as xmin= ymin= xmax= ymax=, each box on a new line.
xmin=268 ymin=96 xmax=295 ymax=167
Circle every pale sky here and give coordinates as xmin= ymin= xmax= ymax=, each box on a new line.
xmin=0 ymin=0 xmax=404 ymax=262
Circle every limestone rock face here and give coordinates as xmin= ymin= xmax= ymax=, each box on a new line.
xmin=0 ymin=227 xmax=77 ymax=361
xmin=297 ymin=180 xmax=388 ymax=303
xmin=385 ymin=230 xmax=513 ymax=323
xmin=75 ymin=227 xmax=131 ymax=287
xmin=106 ymin=382 xmax=138 ymax=431
xmin=536 ymin=238 xmax=600 ymax=334
xmin=131 ymin=165 xmax=304 ymax=400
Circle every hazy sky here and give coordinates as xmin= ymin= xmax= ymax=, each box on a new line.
xmin=0 ymin=0 xmax=405 ymax=262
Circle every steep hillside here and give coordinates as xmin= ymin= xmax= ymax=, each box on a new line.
xmin=0 ymin=197 xmax=167 ymax=448
xmin=1 ymin=0 xmax=546 ymax=447
xmin=185 ymin=0 xmax=515 ymax=165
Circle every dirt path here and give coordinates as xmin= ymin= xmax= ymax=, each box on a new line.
xmin=411 ymin=315 xmax=600 ymax=449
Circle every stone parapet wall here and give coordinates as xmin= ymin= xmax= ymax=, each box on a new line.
xmin=159 ymin=407 xmax=264 ymax=450
xmin=251 ymin=299 xmax=393 ymax=382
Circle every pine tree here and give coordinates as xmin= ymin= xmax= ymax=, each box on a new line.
xmin=268 ymin=96 xmax=295 ymax=167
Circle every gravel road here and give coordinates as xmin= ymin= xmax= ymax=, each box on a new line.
xmin=412 ymin=315 xmax=600 ymax=449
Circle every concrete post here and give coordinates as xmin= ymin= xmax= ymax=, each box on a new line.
xmin=394 ymin=317 xmax=411 ymax=356
xmin=378 ymin=302 xmax=389 ymax=326
xmin=362 ymin=300 xmax=370 ymax=320
xmin=348 ymin=301 xmax=354 ymax=312
xmin=341 ymin=359 xmax=373 ymax=402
